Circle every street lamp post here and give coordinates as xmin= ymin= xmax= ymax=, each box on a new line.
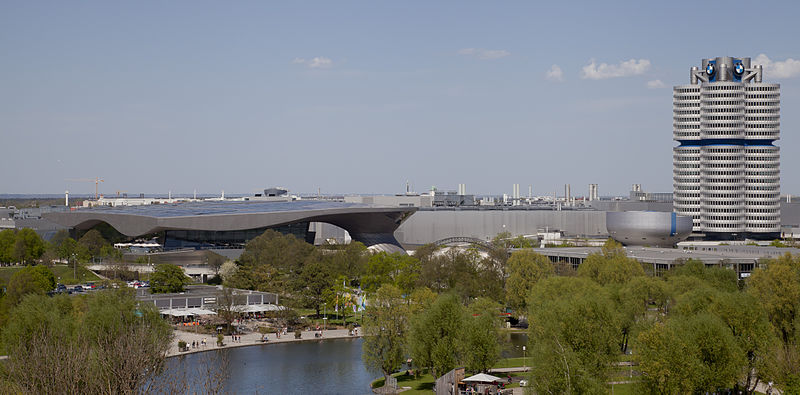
xmin=522 ymin=345 xmax=526 ymax=371
xmin=323 ymin=303 xmax=327 ymax=331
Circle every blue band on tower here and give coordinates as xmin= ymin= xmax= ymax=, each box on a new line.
xmin=678 ymin=139 xmax=775 ymax=147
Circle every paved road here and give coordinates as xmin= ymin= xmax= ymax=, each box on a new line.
xmin=168 ymin=328 xmax=360 ymax=357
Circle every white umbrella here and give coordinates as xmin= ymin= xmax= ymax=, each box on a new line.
xmin=462 ymin=373 xmax=503 ymax=383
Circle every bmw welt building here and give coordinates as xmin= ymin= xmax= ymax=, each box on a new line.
xmin=44 ymin=200 xmax=416 ymax=254
xmin=673 ymin=56 xmax=781 ymax=240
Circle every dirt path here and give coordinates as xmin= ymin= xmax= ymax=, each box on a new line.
xmin=167 ymin=327 xmax=361 ymax=357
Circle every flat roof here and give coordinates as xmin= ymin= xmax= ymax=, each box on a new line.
xmin=531 ymin=246 xmax=769 ymax=265
xmin=74 ymin=200 xmax=370 ymax=218
xmin=136 ymin=285 xmax=277 ymax=302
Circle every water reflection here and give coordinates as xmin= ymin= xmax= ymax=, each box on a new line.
xmin=167 ymin=338 xmax=374 ymax=395
xmin=500 ymin=331 xmax=529 ymax=358
xmin=165 ymin=331 xmax=529 ymax=394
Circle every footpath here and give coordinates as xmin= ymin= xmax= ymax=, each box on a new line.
xmin=167 ymin=328 xmax=360 ymax=357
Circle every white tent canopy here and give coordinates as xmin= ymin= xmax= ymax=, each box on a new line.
xmin=462 ymin=373 xmax=503 ymax=383
xmin=160 ymin=308 xmax=217 ymax=317
xmin=240 ymin=304 xmax=285 ymax=313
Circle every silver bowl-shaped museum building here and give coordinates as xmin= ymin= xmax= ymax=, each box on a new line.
xmin=606 ymin=211 xmax=693 ymax=247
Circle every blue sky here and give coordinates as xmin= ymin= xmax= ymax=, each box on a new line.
xmin=2 ymin=1 xmax=799 ymax=197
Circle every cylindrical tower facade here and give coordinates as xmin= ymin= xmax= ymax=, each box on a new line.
xmin=673 ymin=56 xmax=780 ymax=240
xmin=673 ymin=84 xmax=701 ymax=229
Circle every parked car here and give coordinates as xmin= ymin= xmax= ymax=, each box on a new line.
xmin=72 ymin=285 xmax=84 ymax=293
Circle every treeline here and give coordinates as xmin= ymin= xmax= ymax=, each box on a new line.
xmin=0 ymin=228 xmax=122 ymax=265
xmin=221 ymin=230 xmax=524 ymax=315
xmin=521 ymin=241 xmax=800 ymax=394
xmin=0 ymin=198 xmax=63 ymax=208
xmin=362 ymin=285 xmax=503 ymax=384
xmin=0 ymin=286 xmax=228 ymax=393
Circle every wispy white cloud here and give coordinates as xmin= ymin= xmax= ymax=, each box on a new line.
xmin=458 ymin=48 xmax=510 ymax=60
xmin=308 ymin=57 xmax=333 ymax=69
xmin=754 ymin=54 xmax=800 ymax=79
xmin=581 ymin=58 xmax=651 ymax=80
xmin=546 ymin=65 xmax=564 ymax=82
xmin=291 ymin=56 xmax=333 ymax=69
xmin=646 ymin=79 xmax=665 ymax=89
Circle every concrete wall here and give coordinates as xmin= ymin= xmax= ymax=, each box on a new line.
xmin=394 ymin=209 xmax=608 ymax=246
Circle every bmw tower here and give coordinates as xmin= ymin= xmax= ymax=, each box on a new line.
xmin=673 ymin=57 xmax=780 ymax=240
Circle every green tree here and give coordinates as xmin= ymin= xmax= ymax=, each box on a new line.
xmin=214 ymin=286 xmax=246 ymax=334
xmin=747 ymin=254 xmax=800 ymax=392
xmin=3 ymin=265 xmax=56 ymax=307
xmin=150 ymin=264 xmax=191 ymax=293
xmin=636 ymin=320 xmax=702 ymax=394
xmin=615 ymin=276 xmax=668 ymax=352
xmin=668 ymin=259 xmax=739 ymax=293
xmin=204 ymin=250 xmax=226 ymax=275
xmin=0 ymin=229 xmax=16 ymax=263
xmin=362 ymin=284 xmax=409 ymax=384
xmin=77 ymin=229 xmax=108 ymax=262
xmin=748 ymin=254 xmax=800 ymax=343
xmin=13 ymin=228 xmax=45 ymax=264
xmin=231 ymin=230 xmax=316 ymax=291
xmin=408 ymin=293 xmax=464 ymax=378
xmin=710 ymin=291 xmax=778 ymax=393
xmin=491 ymin=232 xmax=535 ymax=249
xmin=407 ymin=287 xmax=437 ymax=314
xmin=527 ymin=277 xmax=619 ymax=394
xmin=294 ymin=255 xmax=334 ymax=315
xmin=1 ymin=289 xmax=173 ymax=394
xmin=327 ymin=241 xmax=369 ymax=284
xmin=637 ymin=313 xmax=744 ymax=394
xmin=504 ymin=250 xmax=553 ymax=312
xmin=461 ymin=300 xmax=501 ymax=373
xmin=417 ymin=249 xmax=487 ymax=300
xmin=577 ymin=239 xmax=644 ymax=285
xmin=362 ymin=252 xmax=420 ymax=294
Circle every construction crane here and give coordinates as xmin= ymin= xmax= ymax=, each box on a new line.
xmin=65 ymin=177 xmax=104 ymax=200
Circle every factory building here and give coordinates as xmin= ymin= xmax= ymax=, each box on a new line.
xmin=673 ymin=56 xmax=781 ymax=240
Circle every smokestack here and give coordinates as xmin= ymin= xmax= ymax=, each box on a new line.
xmin=565 ymin=184 xmax=571 ymax=206
xmin=528 ymin=185 xmax=532 ymax=199
xmin=65 ymin=190 xmax=69 ymax=207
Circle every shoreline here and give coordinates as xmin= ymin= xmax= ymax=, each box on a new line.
xmin=167 ymin=328 xmax=361 ymax=358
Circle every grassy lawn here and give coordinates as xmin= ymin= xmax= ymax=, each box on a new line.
xmin=1 ymin=265 xmax=101 ymax=286
xmin=607 ymin=382 xmax=641 ymax=394
xmin=492 ymin=357 xmax=528 ymax=369
xmin=0 ymin=266 xmax=23 ymax=285
xmin=371 ymin=371 xmax=435 ymax=394
xmin=51 ymin=265 xmax=101 ymax=285
xmin=293 ymin=308 xmax=364 ymax=328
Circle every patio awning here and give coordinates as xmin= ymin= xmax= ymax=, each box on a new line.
xmin=241 ymin=304 xmax=285 ymax=313
xmin=463 ymin=373 xmax=503 ymax=383
xmin=160 ymin=308 xmax=217 ymax=317
xmin=189 ymin=308 xmax=217 ymax=315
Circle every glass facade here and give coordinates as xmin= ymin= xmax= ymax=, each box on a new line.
xmin=163 ymin=222 xmax=313 ymax=250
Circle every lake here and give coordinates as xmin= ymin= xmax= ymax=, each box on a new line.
xmin=166 ymin=331 xmax=528 ymax=394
